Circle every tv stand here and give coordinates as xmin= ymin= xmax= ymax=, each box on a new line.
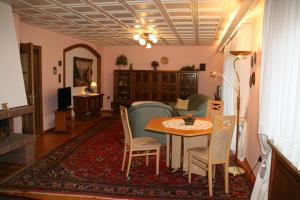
xmin=54 ymin=108 xmax=71 ymax=132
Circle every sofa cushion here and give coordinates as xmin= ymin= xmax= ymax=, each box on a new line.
xmin=188 ymin=94 xmax=209 ymax=110
xmin=175 ymin=98 xmax=189 ymax=110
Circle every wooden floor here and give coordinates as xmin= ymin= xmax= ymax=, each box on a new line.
xmin=0 ymin=112 xmax=119 ymax=200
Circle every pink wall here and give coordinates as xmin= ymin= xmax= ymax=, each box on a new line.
xmin=102 ymin=45 xmax=224 ymax=110
xmin=245 ymin=1 xmax=265 ymax=176
xmin=16 ymin=17 xmax=224 ymax=128
xmin=18 ymin=21 xmax=103 ymax=130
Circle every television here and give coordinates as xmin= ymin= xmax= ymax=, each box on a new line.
xmin=57 ymin=87 xmax=71 ymax=111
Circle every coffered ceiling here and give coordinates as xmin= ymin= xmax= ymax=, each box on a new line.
xmin=11 ymin=0 xmax=237 ymax=46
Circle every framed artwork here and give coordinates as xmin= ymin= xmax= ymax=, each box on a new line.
xmin=73 ymin=57 xmax=93 ymax=87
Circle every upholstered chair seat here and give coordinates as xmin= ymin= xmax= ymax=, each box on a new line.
xmin=131 ymin=137 xmax=161 ymax=150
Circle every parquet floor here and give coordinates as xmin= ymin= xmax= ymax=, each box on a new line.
xmin=0 ymin=112 xmax=116 ymax=200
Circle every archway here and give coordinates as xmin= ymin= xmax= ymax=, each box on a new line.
xmin=63 ymin=43 xmax=101 ymax=93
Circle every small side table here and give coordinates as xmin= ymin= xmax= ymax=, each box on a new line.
xmin=54 ymin=108 xmax=71 ymax=132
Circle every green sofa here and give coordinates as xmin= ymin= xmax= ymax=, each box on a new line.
xmin=172 ymin=93 xmax=210 ymax=117
xmin=128 ymin=102 xmax=173 ymax=144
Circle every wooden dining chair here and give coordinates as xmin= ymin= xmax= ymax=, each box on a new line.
xmin=187 ymin=115 xmax=236 ymax=197
xmin=202 ymin=100 xmax=224 ymax=148
xmin=206 ymin=100 xmax=224 ymax=119
xmin=120 ymin=105 xmax=161 ymax=177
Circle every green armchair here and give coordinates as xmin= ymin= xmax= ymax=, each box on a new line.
xmin=173 ymin=93 xmax=210 ymax=117
xmin=128 ymin=102 xmax=173 ymax=144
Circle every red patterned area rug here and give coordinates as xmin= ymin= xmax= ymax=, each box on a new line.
xmin=0 ymin=117 xmax=252 ymax=199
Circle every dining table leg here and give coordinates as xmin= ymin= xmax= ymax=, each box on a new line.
xmin=170 ymin=135 xmax=185 ymax=172
xmin=169 ymin=134 xmax=172 ymax=168
xmin=180 ymin=136 xmax=184 ymax=170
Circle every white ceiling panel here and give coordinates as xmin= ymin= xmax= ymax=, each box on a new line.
xmin=12 ymin=0 xmax=227 ymax=45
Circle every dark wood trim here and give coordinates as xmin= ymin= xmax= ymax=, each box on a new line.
xmin=34 ymin=45 xmax=43 ymax=133
xmin=113 ymin=69 xmax=199 ymax=73
xmin=238 ymin=158 xmax=256 ymax=185
xmin=20 ymin=43 xmax=43 ymax=134
xmin=44 ymin=127 xmax=55 ymax=133
xmin=63 ymin=44 xmax=101 ymax=94
xmin=101 ymin=110 xmax=113 ymax=114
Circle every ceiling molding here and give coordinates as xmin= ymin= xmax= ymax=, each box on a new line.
xmin=217 ymin=0 xmax=258 ymax=51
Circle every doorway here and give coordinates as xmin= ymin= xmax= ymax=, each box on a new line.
xmin=20 ymin=43 xmax=43 ymax=134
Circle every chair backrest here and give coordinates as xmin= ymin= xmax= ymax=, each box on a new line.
xmin=206 ymin=100 xmax=224 ymax=119
xmin=209 ymin=115 xmax=236 ymax=164
xmin=120 ymin=105 xmax=133 ymax=147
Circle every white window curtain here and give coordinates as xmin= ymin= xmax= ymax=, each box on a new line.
xmin=223 ymin=43 xmax=235 ymax=117
xmin=251 ymin=0 xmax=300 ymax=199
xmin=237 ymin=57 xmax=251 ymax=161
xmin=222 ymin=43 xmax=236 ymax=151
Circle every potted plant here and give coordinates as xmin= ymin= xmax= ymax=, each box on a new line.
xmin=116 ymin=54 xmax=128 ymax=69
xmin=151 ymin=61 xmax=159 ymax=71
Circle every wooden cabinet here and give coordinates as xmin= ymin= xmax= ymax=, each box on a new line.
xmin=73 ymin=94 xmax=103 ymax=120
xmin=112 ymin=70 xmax=198 ymax=112
xmin=268 ymin=141 xmax=300 ymax=200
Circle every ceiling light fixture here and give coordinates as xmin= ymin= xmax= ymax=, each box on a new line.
xmin=133 ymin=33 xmax=158 ymax=49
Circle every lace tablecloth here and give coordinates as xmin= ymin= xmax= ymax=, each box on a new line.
xmin=162 ymin=119 xmax=212 ymax=130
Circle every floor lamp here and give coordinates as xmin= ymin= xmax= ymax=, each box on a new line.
xmin=210 ymin=51 xmax=251 ymax=176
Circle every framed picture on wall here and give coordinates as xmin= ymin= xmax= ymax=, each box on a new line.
xmin=73 ymin=57 xmax=93 ymax=87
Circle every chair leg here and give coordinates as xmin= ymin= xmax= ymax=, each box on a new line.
xmin=212 ymin=164 xmax=216 ymax=179
xmin=126 ymin=151 xmax=132 ymax=177
xmin=208 ymin=164 xmax=213 ymax=197
xmin=225 ymin=162 xmax=229 ymax=194
xmin=121 ymin=146 xmax=127 ymax=172
xmin=146 ymin=151 xmax=149 ymax=166
xmin=156 ymin=148 xmax=160 ymax=175
xmin=188 ymin=152 xmax=191 ymax=183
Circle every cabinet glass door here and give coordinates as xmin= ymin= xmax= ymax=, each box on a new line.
xmin=117 ymin=72 xmax=131 ymax=101
xmin=134 ymin=71 xmax=150 ymax=100
xmin=179 ymin=73 xmax=197 ymax=99
xmin=160 ymin=73 xmax=177 ymax=102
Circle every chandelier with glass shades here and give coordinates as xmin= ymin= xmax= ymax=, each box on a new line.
xmin=133 ymin=33 xmax=158 ymax=49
